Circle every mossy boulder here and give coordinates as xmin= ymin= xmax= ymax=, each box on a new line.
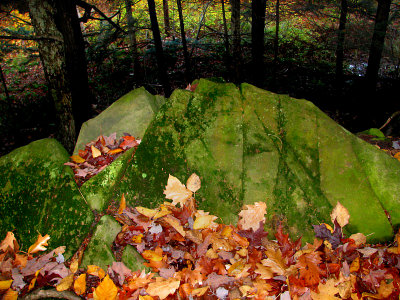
xmin=0 ymin=139 xmax=93 ymax=258
xmin=116 ymin=79 xmax=400 ymax=243
xmin=74 ymin=87 xmax=165 ymax=154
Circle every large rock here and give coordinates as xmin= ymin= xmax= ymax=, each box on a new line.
xmin=116 ymin=79 xmax=400 ymax=243
xmin=74 ymin=87 xmax=165 ymax=154
xmin=0 ymin=139 xmax=93 ymax=257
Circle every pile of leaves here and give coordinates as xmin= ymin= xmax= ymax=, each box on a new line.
xmin=65 ymin=133 xmax=140 ymax=187
xmin=1 ymin=174 xmax=400 ymax=299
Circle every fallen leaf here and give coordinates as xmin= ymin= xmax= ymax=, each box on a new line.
xmin=56 ymin=274 xmax=74 ymax=291
xmin=136 ymin=207 xmax=157 ymax=219
xmin=71 ymin=155 xmax=85 ymax=163
xmin=0 ymin=232 xmax=18 ymax=253
xmin=330 ymin=202 xmax=350 ymax=228
xmin=0 ymin=279 xmax=13 ymax=290
xmin=118 ymin=194 xmax=126 ymax=214
xmin=87 ymin=265 xmax=106 ymax=279
xmin=93 ymin=275 xmax=118 ymax=300
xmin=186 ymin=173 xmax=201 ymax=193
xmin=91 ymin=145 xmax=102 ymax=158
xmin=349 ymin=233 xmax=366 ymax=246
xmin=108 ymin=148 xmax=123 ymax=155
xmin=163 ymin=215 xmax=186 ymax=237
xmin=28 ymin=234 xmax=50 ymax=254
xmin=163 ymin=175 xmax=192 ymax=207
xmin=3 ymin=289 xmax=18 ymax=300
xmin=310 ymin=278 xmax=340 ymax=299
xmin=74 ymin=273 xmax=86 ymax=295
xmin=193 ymin=211 xmax=218 ymax=230
xmin=191 ymin=286 xmax=209 ymax=296
xmin=142 ymin=250 xmax=163 ymax=262
xmin=238 ymin=202 xmax=266 ymax=231
xmin=146 ymin=277 xmax=180 ymax=299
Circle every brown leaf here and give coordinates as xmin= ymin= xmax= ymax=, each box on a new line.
xmin=238 ymin=202 xmax=266 ymax=231
xmin=163 ymin=174 xmax=192 ymax=207
xmin=330 ymin=202 xmax=350 ymax=228
xmin=163 ymin=215 xmax=186 ymax=237
xmin=0 ymin=232 xmax=19 ymax=253
xmin=146 ymin=277 xmax=180 ymax=299
xmin=186 ymin=173 xmax=201 ymax=193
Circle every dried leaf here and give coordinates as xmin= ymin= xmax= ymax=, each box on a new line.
xmin=146 ymin=277 xmax=180 ymax=299
xmin=186 ymin=173 xmax=201 ymax=193
xmin=56 ymin=274 xmax=74 ymax=291
xmin=349 ymin=233 xmax=366 ymax=246
xmin=74 ymin=273 xmax=86 ymax=295
xmin=93 ymin=275 xmax=118 ymax=300
xmin=136 ymin=207 xmax=157 ymax=219
xmin=108 ymin=148 xmax=123 ymax=155
xmin=330 ymin=202 xmax=350 ymax=228
xmin=118 ymin=194 xmax=126 ymax=214
xmin=191 ymin=286 xmax=209 ymax=296
xmin=0 ymin=280 xmax=13 ymax=290
xmin=163 ymin=215 xmax=186 ymax=237
xmin=238 ymin=202 xmax=266 ymax=231
xmin=310 ymin=278 xmax=340 ymax=299
xmin=193 ymin=212 xmax=218 ymax=230
xmin=28 ymin=234 xmax=50 ymax=254
xmin=87 ymin=265 xmax=106 ymax=279
xmin=163 ymin=175 xmax=192 ymax=207
xmin=91 ymin=145 xmax=102 ymax=158
xmin=3 ymin=289 xmax=18 ymax=300
xmin=142 ymin=250 xmax=163 ymax=262
xmin=0 ymin=232 xmax=18 ymax=253
xmin=71 ymin=155 xmax=85 ymax=163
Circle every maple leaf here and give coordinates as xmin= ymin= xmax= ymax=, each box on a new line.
xmin=146 ymin=277 xmax=180 ymax=299
xmin=163 ymin=175 xmax=192 ymax=207
xmin=193 ymin=210 xmax=218 ymax=230
xmin=28 ymin=234 xmax=50 ymax=254
xmin=310 ymin=278 xmax=341 ymax=299
xmin=296 ymin=252 xmax=322 ymax=287
xmin=330 ymin=202 xmax=350 ymax=228
xmin=238 ymin=202 xmax=266 ymax=231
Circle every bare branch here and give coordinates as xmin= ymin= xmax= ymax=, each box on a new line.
xmin=0 ymin=34 xmax=62 ymax=42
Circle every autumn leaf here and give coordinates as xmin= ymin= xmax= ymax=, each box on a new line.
xmin=118 ymin=194 xmax=126 ymax=214
xmin=120 ymin=135 xmax=138 ymax=149
xmin=108 ymin=148 xmax=123 ymax=155
xmin=28 ymin=234 xmax=50 ymax=254
xmin=93 ymin=275 xmax=118 ymax=300
xmin=136 ymin=206 xmax=158 ymax=218
xmin=0 ymin=232 xmax=18 ymax=253
xmin=238 ymin=202 xmax=266 ymax=231
xmin=70 ymin=155 xmax=85 ymax=163
xmin=87 ymin=265 xmax=106 ymax=279
xmin=186 ymin=173 xmax=201 ymax=193
xmin=146 ymin=277 xmax=180 ymax=299
xmin=142 ymin=250 xmax=163 ymax=262
xmin=163 ymin=174 xmax=192 ymax=207
xmin=163 ymin=215 xmax=186 ymax=237
xmin=310 ymin=278 xmax=341 ymax=299
xmin=56 ymin=274 xmax=74 ymax=291
xmin=74 ymin=273 xmax=86 ymax=295
xmin=91 ymin=145 xmax=102 ymax=158
xmin=296 ymin=252 xmax=322 ymax=287
xmin=3 ymin=289 xmax=18 ymax=300
xmin=193 ymin=210 xmax=218 ymax=230
xmin=330 ymin=202 xmax=350 ymax=228
xmin=0 ymin=279 xmax=13 ymax=290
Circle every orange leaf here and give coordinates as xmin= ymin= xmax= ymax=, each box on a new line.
xmin=28 ymin=234 xmax=50 ymax=254
xmin=93 ymin=275 xmax=118 ymax=300
xmin=394 ymin=152 xmax=400 ymax=161
xmin=0 ymin=280 xmax=13 ymax=290
xmin=0 ymin=232 xmax=19 ymax=253
xmin=3 ymin=288 xmax=18 ymax=300
xmin=71 ymin=155 xmax=85 ymax=163
xmin=74 ymin=273 xmax=86 ymax=296
xmin=108 ymin=148 xmax=123 ymax=155
xmin=163 ymin=175 xmax=192 ymax=207
xmin=120 ymin=136 xmax=137 ymax=149
xmin=87 ymin=265 xmax=106 ymax=279
xmin=142 ymin=250 xmax=163 ymax=262
xmin=146 ymin=277 xmax=180 ymax=299
xmin=238 ymin=202 xmax=267 ymax=231
xmin=91 ymin=145 xmax=102 ymax=158
xmin=118 ymin=194 xmax=126 ymax=214
xmin=193 ymin=211 xmax=218 ymax=230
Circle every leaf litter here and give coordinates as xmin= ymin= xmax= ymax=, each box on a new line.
xmin=1 ymin=174 xmax=400 ymax=299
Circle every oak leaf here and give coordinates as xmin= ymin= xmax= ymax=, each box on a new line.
xmin=238 ymin=202 xmax=266 ymax=231
xmin=163 ymin=175 xmax=192 ymax=207
xmin=28 ymin=234 xmax=50 ymax=254
xmin=93 ymin=275 xmax=118 ymax=300
xmin=146 ymin=277 xmax=180 ymax=299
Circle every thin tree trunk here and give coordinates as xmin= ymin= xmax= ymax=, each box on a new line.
xmin=125 ymin=0 xmax=141 ymax=78
xmin=27 ymin=0 xmax=76 ymax=153
xmin=147 ymin=0 xmax=172 ymax=96
xmin=189 ymin=2 xmax=210 ymax=58
xmin=335 ymin=0 xmax=348 ymax=87
xmin=251 ymin=0 xmax=267 ymax=86
xmin=177 ymin=0 xmax=191 ymax=82
xmin=221 ymin=0 xmax=231 ymax=77
xmin=230 ymin=0 xmax=241 ymax=82
xmin=163 ymin=0 xmax=171 ymax=37
xmin=366 ymin=0 xmax=392 ymax=90
xmin=0 ymin=64 xmax=10 ymax=100
xmin=54 ymin=0 xmax=91 ymax=135
xmin=273 ymin=0 xmax=280 ymax=86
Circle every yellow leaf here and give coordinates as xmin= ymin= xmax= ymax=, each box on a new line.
xmin=310 ymin=278 xmax=341 ymax=300
xmin=28 ymin=234 xmax=50 ymax=254
xmin=69 ymin=258 xmax=79 ymax=273
xmin=255 ymin=263 xmax=274 ymax=279
xmin=238 ymin=202 xmax=267 ymax=231
xmin=118 ymin=194 xmax=126 ymax=214
xmin=349 ymin=233 xmax=366 ymax=246
xmin=108 ymin=148 xmax=123 ymax=155
xmin=193 ymin=213 xmax=218 ymax=230
xmin=28 ymin=270 xmax=40 ymax=291
xmin=153 ymin=205 xmax=172 ymax=219
xmin=191 ymin=286 xmax=209 ymax=296
xmin=3 ymin=288 xmax=18 ymax=300
xmin=142 ymin=250 xmax=163 ymax=262
xmin=74 ymin=273 xmax=86 ymax=295
xmin=163 ymin=215 xmax=186 ymax=237
xmin=146 ymin=277 xmax=180 ymax=299
xmin=87 ymin=265 xmax=106 ymax=279
xmin=0 ymin=232 xmax=19 ymax=253
xmin=91 ymin=145 xmax=102 ymax=158
xmin=0 ymin=280 xmax=13 ymax=290
xmin=186 ymin=173 xmax=201 ymax=193
xmin=93 ymin=275 xmax=118 ymax=300
xmin=132 ymin=234 xmax=143 ymax=243
xmin=394 ymin=152 xmax=400 ymax=161
xmin=139 ymin=296 xmax=154 ymax=300
xmin=163 ymin=174 xmax=192 ymax=207
xmin=349 ymin=257 xmax=360 ymax=273
xmin=71 ymin=155 xmax=85 ymax=163
xmin=136 ymin=207 xmax=157 ymax=219
xmin=56 ymin=274 xmax=74 ymax=291
xmin=239 ymin=285 xmax=253 ymax=297
xmin=330 ymin=202 xmax=350 ymax=228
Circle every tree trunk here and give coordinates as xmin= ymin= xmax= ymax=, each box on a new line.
xmin=366 ymin=0 xmax=392 ymax=90
xmin=54 ymin=0 xmax=91 ymax=135
xmin=163 ymin=0 xmax=171 ymax=37
xmin=230 ymin=0 xmax=241 ymax=82
xmin=125 ymin=0 xmax=142 ymax=79
xmin=251 ymin=0 xmax=266 ymax=86
xmin=176 ymin=0 xmax=191 ymax=82
xmin=0 ymin=64 xmax=10 ymax=100
xmin=221 ymin=0 xmax=231 ymax=78
xmin=335 ymin=0 xmax=348 ymax=87
xmin=147 ymin=0 xmax=172 ymax=96
xmin=273 ymin=0 xmax=280 ymax=86
xmin=27 ymin=0 xmax=76 ymax=153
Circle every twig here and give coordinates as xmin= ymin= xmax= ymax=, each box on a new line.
xmin=22 ymin=288 xmax=82 ymax=300
xmin=379 ymin=111 xmax=400 ymax=130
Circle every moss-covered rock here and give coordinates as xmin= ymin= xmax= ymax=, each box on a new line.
xmin=0 ymin=139 xmax=93 ymax=257
xmin=117 ymin=79 xmax=400 ymax=243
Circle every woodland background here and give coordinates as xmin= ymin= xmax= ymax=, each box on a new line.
xmin=0 ymin=0 xmax=399 ymax=155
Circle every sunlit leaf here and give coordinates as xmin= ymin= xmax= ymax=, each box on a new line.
xmin=330 ymin=202 xmax=350 ymax=228
xmin=238 ymin=202 xmax=266 ymax=231
xmin=56 ymin=274 xmax=74 ymax=291
xmin=163 ymin=174 xmax=192 ymax=207
xmin=74 ymin=273 xmax=86 ymax=295
xmin=0 ymin=280 xmax=13 ymax=290
xmin=118 ymin=194 xmax=126 ymax=214
xmin=142 ymin=250 xmax=163 ymax=262
xmin=28 ymin=234 xmax=50 ymax=254
xmin=71 ymin=155 xmax=85 ymax=163
xmin=91 ymin=145 xmax=102 ymax=158
xmin=0 ymin=232 xmax=18 ymax=253
xmin=186 ymin=173 xmax=201 ymax=193
xmin=146 ymin=277 xmax=180 ymax=299
xmin=93 ymin=275 xmax=118 ymax=300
